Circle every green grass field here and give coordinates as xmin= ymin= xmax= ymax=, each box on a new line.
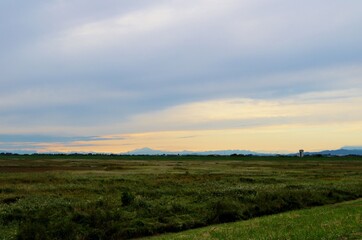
xmin=147 ymin=198 xmax=362 ymax=240
xmin=0 ymin=154 xmax=361 ymax=239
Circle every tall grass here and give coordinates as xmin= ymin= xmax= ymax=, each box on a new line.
xmin=0 ymin=155 xmax=361 ymax=239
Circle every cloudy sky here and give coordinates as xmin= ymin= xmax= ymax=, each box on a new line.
xmin=1 ymin=0 xmax=362 ymax=153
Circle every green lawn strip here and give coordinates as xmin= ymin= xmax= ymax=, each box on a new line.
xmin=147 ymin=198 xmax=362 ymax=240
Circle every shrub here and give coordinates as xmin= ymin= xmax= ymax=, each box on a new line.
xmin=121 ymin=191 xmax=134 ymax=206
xmin=210 ymin=198 xmax=243 ymax=223
xmin=17 ymin=221 xmax=48 ymax=240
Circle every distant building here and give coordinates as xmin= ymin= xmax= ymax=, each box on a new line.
xmin=299 ymin=149 xmax=304 ymax=158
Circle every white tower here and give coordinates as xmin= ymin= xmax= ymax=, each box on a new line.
xmin=299 ymin=149 xmax=304 ymax=158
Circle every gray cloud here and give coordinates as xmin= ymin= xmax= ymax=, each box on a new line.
xmin=1 ymin=0 xmax=362 ymax=139
xmin=0 ymin=134 xmax=121 ymax=143
xmin=0 ymin=134 xmax=126 ymax=152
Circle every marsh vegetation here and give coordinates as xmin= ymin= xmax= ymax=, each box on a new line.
xmin=0 ymin=154 xmax=361 ymax=239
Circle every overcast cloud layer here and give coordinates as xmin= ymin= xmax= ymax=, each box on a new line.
xmin=1 ymin=0 xmax=362 ymax=152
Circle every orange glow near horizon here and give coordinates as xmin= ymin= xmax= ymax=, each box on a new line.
xmin=6 ymin=94 xmax=362 ymax=154
xmin=38 ymin=120 xmax=362 ymax=154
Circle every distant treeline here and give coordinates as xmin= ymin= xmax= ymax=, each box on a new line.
xmin=1 ymin=152 xmax=362 ymax=157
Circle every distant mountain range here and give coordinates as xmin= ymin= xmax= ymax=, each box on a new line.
xmin=124 ymin=147 xmax=264 ymax=156
xmin=126 ymin=147 xmax=362 ymax=156
xmin=311 ymin=148 xmax=362 ymax=156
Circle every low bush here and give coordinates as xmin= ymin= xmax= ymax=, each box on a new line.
xmin=210 ymin=198 xmax=243 ymax=223
xmin=121 ymin=191 xmax=134 ymax=206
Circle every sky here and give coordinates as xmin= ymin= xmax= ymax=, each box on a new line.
xmin=1 ymin=0 xmax=362 ymax=153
